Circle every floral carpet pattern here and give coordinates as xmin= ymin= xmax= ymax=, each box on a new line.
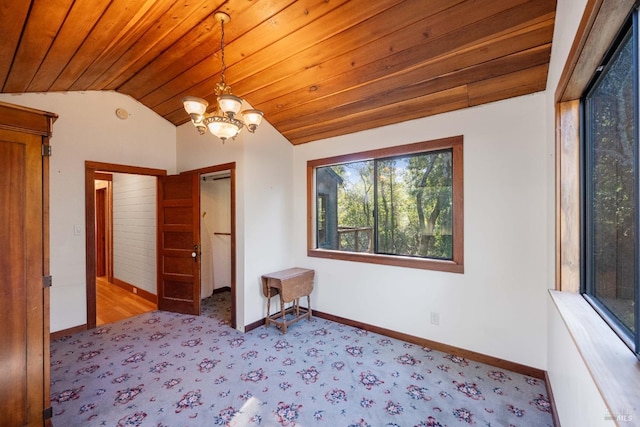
xmin=51 ymin=292 xmax=553 ymax=426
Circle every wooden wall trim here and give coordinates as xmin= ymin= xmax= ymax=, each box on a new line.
xmin=85 ymin=161 xmax=167 ymax=176
xmin=50 ymin=324 xmax=87 ymax=341
xmin=0 ymin=101 xmax=57 ymax=136
xmin=94 ymin=172 xmax=113 ymax=181
xmin=111 ymin=277 xmax=158 ymax=304
xmin=85 ymin=167 xmax=97 ymax=329
xmin=557 ymin=100 xmax=581 ymax=292
xmin=179 ymin=162 xmax=236 ymax=175
xmin=556 ymin=0 xmax=636 ymax=102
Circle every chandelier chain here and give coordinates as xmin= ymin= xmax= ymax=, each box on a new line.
xmin=220 ymin=16 xmax=226 ymax=87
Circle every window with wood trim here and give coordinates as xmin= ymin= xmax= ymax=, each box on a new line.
xmin=582 ymin=10 xmax=640 ymax=356
xmin=307 ymin=136 xmax=464 ymax=273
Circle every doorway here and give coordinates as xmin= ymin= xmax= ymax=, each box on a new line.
xmin=85 ymin=161 xmax=237 ymax=329
xmin=94 ymin=171 xmax=157 ymax=325
xmin=180 ymin=162 xmax=237 ymax=327
xmin=199 ymin=171 xmax=232 ymax=323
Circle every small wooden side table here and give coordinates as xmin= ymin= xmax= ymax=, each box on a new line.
xmin=261 ymin=267 xmax=315 ymax=333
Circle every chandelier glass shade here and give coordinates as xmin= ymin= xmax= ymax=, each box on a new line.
xmin=182 ymin=12 xmax=264 ymax=142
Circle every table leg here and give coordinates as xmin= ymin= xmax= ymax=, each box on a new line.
xmin=280 ymin=294 xmax=286 ymax=334
xmin=266 ymin=286 xmax=271 ymax=328
xmin=307 ymin=295 xmax=312 ymax=320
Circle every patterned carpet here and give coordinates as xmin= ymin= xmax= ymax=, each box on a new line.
xmin=50 ymin=291 xmax=553 ymax=426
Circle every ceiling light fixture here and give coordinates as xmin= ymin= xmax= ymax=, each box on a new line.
xmin=182 ymin=12 xmax=263 ymax=143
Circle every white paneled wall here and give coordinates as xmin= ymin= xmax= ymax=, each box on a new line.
xmin=112 ymin=173 xmax=157 ymax=294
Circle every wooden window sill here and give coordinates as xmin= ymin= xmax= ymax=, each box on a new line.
xmin=549 ymin=290 xmax=640 ymax=420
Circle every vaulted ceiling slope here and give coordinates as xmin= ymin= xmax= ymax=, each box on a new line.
xmin=1 ymin=0 xmax=556 ymax=145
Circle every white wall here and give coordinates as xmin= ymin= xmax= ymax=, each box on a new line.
xmin=547 ymin=299 xmax=614 ymax=426
xmin=292 ymin=94 xmax=549 ymax=369
xmin=0 ymin=91 xmax=176 ymax=332
xmin=112 ymin=173 xmax=156 ymax=294
xmin=544 ymin=0 xmax=612 ymax=423
xmin=177 ymin=116 xmax=293 ymax=329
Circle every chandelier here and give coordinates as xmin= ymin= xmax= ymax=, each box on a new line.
xmin=182 ymin=12 xmax=263 ymax=142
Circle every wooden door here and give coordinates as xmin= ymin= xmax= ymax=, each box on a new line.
xmin=0 ymin=129 xmax=46 ymax=425
xmin=157 ymin=173 xmax=201 ymax=315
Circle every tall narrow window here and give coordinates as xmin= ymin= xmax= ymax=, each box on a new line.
xmin=308 ymin=136 xmax=463 ymax=273
xmin=583 ymin=13 xmax=639 ymax=356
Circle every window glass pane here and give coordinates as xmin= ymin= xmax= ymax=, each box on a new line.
xmin=315 ymin=150 xmax=454 ymax=261
xmin=586 ymin=30 xmax=636 ymax=334
xmin=317 ymin=194 xmax=328 ymax=247
xmin=376 ymin=151 xmax=453 ymax=259
xmin=316 ymin=162 xmax=373 ymax=252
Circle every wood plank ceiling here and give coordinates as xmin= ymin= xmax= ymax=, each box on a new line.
xmin=0 ymin=0 xmax=556 ymax=145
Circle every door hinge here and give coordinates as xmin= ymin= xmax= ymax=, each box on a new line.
xmin=43 ymin=406 xmax=53 ymax=420
xmin=42 ymin=144 xmax=52 ymax=157
xmin=43 ymin=275 xmax=53 ymax=288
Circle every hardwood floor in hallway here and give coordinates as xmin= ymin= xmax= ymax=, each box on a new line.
xmin=96 ymin=276 xmax=156 ymax=326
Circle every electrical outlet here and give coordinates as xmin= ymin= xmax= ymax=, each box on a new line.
xmin=430 ymin=312 xmax=440 ymax=326
xmin=74 ymin=224 xmax=82 ymax=236
xmin=132 ymin=287 xmax=138 ymax=294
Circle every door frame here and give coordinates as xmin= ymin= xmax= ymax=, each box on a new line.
xmin=180 ymin=162 xmax=237 ymax=329
xmin=85 ymin=161 xmax=237 ymax=330
xmin=84 ymin=161 xmax=167 ymax=329
xmin=95 ymin=172 xmax=113 ymax=281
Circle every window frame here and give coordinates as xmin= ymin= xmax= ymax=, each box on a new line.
xmin=580 ymin=9 xmax=640 ymax=356
xmin=306 ymin=135 xmax=464 ymax=273
xmin=555 ymin=0 xmax=640 ymax=415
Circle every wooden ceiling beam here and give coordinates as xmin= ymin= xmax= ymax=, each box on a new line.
xmin=156 ymin=0 xmax=532 ymax=122
xmin=3 ymin=0 xmax=74 ymax=93
xmin=48 ymin=0 xmax=159 ymax=91
xmin=233 ymin=0 xmax=470 ymax=105
xmin=285 ymin=64 xmax=547 ymax=145
xmin=467 ymin=63 xmax=549 ymax=106
xmin=27 ymin=0 xmax=112 ymax=92
xmin=260 ymin=1 xmax=554 ymax=120
xmin=99 ymin=0 xmax=229 ymax=90
xmin=270 ymin=18 xmax=553 ymax=121
xmin=238 ymin=0 xmax=545 ymax=103
xmin=284 ymin=86 xmax=470 ymax=145
xmin=0 ymin=2 xmax=36 ymax=91
xmin=142 ymin=0 xmax=402 ymax=111
xmin=136 ymin=0 xmax=346 ymax=107
xmin=116 ymin=0 xmax=299 ymax=98
xmin=225 ymin=0 xmax=467 ymax=95
xmin=69 ymin=0 xmax=209 ymax=91
xmin=274 ymin=44 xmax=551 ymax=133
xmin=261 ymin=11 xmax=554 ymax=127
xmin=165 ymin=0 xmax=510 ymax=116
